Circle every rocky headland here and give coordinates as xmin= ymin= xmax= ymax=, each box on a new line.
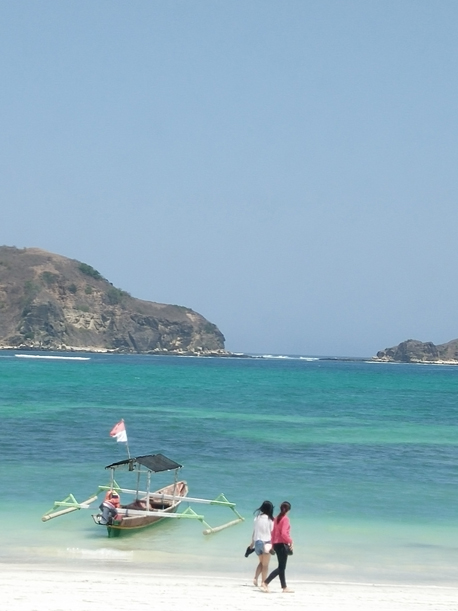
xmin=374 ymin=338 xmax=458 ymax=364
xmin=0 ymin=246 xmax=227 ymax=355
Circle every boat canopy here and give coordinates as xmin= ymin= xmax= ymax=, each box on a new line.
xmin=105 ymin=453 xmax=182 ymax=473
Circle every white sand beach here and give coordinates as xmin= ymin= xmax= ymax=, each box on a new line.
xmin=1 ymin=563 xmax=457 ymax=611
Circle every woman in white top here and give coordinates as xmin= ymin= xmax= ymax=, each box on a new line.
xmin=250 ymin=500 xmax=274 ymax=587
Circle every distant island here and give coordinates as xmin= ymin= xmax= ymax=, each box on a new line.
xmin=374 ymin=338 xmax=458 ymax=364
xmin=0 ymin=246 xmax=228 ymax=356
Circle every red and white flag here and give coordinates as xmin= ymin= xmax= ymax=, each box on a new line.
xmin=110 ymin=420 xmax=128 ymax=443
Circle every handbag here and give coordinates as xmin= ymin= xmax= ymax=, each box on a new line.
xmin=284 ymin=543 xmax=293 ymax=556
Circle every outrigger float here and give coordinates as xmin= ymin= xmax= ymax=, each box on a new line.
xmin=42 ymin=452 xmax=244 ymax=537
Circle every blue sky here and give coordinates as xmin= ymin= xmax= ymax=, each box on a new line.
xmin=1 ymin=1 xmax=458 ymax=356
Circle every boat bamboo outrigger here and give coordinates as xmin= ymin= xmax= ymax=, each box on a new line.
xmin=42 ymin=452 xmax=244 ymax=537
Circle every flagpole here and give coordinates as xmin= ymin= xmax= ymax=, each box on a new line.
xmin=126 ymin=435 xmax=131 ymax=459
xmin=122 ymin=419 xmax=131 ymax=459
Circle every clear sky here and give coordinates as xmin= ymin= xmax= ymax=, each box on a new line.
xmin=1 ymin=1 xmax=458 ymax=357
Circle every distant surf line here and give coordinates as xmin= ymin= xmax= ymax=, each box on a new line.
xmin=15 ymin=354 xmax=90 ymax=361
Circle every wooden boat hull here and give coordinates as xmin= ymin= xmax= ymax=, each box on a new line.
xmin=106 ymin=480 xmax=188 ymax=537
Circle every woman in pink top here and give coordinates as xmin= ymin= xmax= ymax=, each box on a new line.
xmin=262 ymin=501 xmax=294 ymax=593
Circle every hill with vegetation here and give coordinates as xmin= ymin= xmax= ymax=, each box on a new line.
xmin=374 ymin=338 xmax=458 ymax=363
xmin=0 ymin=246 xmax=226 ymax=355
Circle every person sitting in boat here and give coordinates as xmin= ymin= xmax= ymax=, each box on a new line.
xmin=99 ymin=491 xmax=121 ymax=525
xmin=107 ymin=490 xmax=120 ymax=508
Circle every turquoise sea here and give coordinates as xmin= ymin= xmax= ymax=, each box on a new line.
xmin=0 ymin=351 xmax=457 ymax=585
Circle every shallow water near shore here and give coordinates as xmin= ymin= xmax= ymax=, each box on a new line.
xmin=1 ymin=351 xmax=457 ymax=584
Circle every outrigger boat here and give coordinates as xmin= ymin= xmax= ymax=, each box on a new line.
xmin=42 ymin=452 xmax=244 ymax=537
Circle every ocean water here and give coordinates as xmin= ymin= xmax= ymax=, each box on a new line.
xmin=0 ymin=351 xmax=457 ymax=585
